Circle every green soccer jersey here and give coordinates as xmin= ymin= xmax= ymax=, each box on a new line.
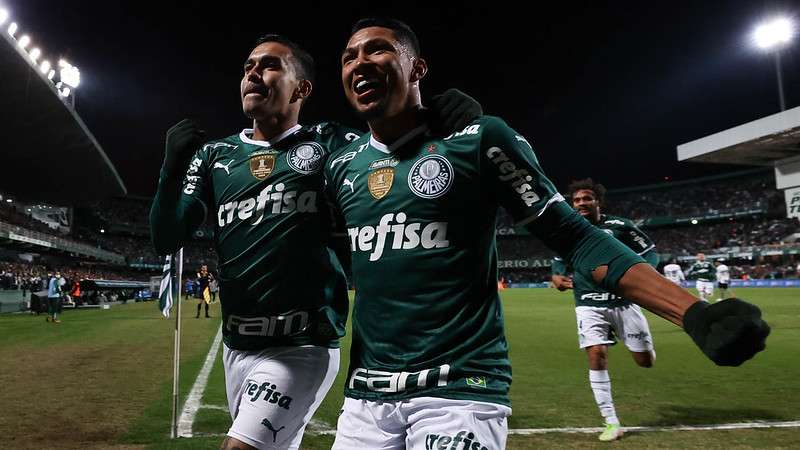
xmin=325 ymin=115 xmax=646 ymax=406
xmin=687 ymin=261 xmax=716 ymax=281
xmin=552 ymin=215 xmax=658 ymax=308
xmin=151 ymin=123 xmax=360 ymax=350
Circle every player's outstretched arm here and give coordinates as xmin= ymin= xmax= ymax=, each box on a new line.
xmin=149 ymin=119 xmax=207 ymax=255
xmin=602 ymin=263 xmax=770 ymax=366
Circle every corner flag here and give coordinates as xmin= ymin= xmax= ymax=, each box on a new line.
xmin=159 ymin=248 xmax=183 ymax=318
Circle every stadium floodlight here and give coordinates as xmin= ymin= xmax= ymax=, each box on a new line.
xmin=6 ymin=199 xmax=12 ymax=203
xmin=59 ymin=60 xmax=80 ymax=88
xmin=60 ymin=86 xmax=71 ymax=98
xmin=0 ymin=9 xmax=8 ymax=25
xmin=17 ymin=34 xmax=30 ymax=49
xmin=47 ymin=69 xmax=55 ymax=80
xmin=691 ymin=219 xmax=699 ymax=225
xmin=100 ymin=229 xmax=105 ymax=234
xmin=753 ymin=17 xmax=795 ymax=49
xmin=752 ymin=17 xmax=795 ymax=111
xmin=7 ymin=21 xmax=17 ymax=37
xmin=40 ymin=59 xmax=50 ymax=74
xmin=29 ymin=47 xmax=41 ymax=62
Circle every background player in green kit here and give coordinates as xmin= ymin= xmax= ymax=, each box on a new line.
xmin=687 ymin=252 xmax=717 ymax=301
xmin=325 ymin=18 xmax=770 ymax=450
xmin=150 ymin=33 xmax=480 ymax=450
xmin=551 ymin=179 xmax=657 ymax=441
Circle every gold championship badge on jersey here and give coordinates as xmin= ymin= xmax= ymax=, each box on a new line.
xmin=368 ymin=167 xmax=395 ymax=200
xmin=250 ymin=154 xmax=276 ymax=180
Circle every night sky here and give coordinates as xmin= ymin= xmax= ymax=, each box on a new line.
xmin=8 ymin=0 xmax=800 ymax=196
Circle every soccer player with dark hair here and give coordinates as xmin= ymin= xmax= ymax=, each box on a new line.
xmin=325 ymin=18 xmax=769 ymax=449
xmin=551 ymin=178 xmax=658 ymax=441
xmin=150 ymin=33 xmax=481 ymax=450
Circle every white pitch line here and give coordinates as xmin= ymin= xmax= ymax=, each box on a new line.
xmin=199 ymin=404 xmax=230 ymax=412
xmin=507 ymin=420 xmax=800 ymax=435
xmin=187 ymin=419 xmax=800 ymax=438
xmin=177 ymin=326 xmax=223 ymax=438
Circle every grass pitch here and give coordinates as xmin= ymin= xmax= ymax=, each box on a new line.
xmin=0 ymin=288 xmax=796 ymax=449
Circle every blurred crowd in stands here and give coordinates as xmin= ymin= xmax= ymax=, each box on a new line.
xmin=2 ymin=169 xmax=799 ymax=287
xmin=0 ymin=261 xmax=146 ymax=291
xmin=604 ymin=172 xmax=785 ymax=219
xmin=0 ymin=201 xmax=60 ymax=235
xmin=647 ymin=218 xmax=799 ymax=255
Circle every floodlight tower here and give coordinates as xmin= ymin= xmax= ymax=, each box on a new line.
xmin=752 ymin=17 xmax=795 ymax=111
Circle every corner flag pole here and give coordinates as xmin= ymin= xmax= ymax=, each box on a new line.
xmin=170 ymin=248 xmax=184 ymax=439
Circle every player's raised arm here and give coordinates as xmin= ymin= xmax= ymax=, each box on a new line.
xmin=479 ymin=117 xmax=769 ymax=366
xmin=149 ymin=119 xmax=209 ymax=255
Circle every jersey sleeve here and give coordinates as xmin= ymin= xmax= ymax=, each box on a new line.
xmin=314 ymin=122 xmax=364 ymax=154
xmin=479 ymin=117 xmax=565 ymax=225
xmin=149 ymin=146 xmax=211 ymax=255
xmin=619 ymin=220 xmax=656 ymax=256
xmin=479 ymin=116 xmax=645 ymax=292
xmin=551 ymin=257 xmax=570 ymax=276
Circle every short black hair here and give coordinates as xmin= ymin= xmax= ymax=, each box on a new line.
xmin=252 ymin=34 xmax=315 ymax=85
xmin=351 ymin=17 xmax=421 ymax=57
xmin=567 ymin=178 xmax=606 ymax=205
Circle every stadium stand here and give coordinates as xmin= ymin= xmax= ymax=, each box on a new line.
xmin=496 ymin=169 xmax=800 ymax=283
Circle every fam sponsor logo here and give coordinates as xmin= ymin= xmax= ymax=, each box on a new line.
xmin=217 ymin=183 xmax=317 ymax=227
xmin=347 ymin=213 xmax=449 ymax=261
xmin=244 ymin=379 xmax=293 ymax=410
xmin=349 ymin=364 xmax=450 ymax=393
xmin=580 ymin=292 xmax=622 ymax=302
xmin=425 ymin=430 xmax=489 ymax=450
xmin=226 ymin=311 xmax=309 ymax=337
xmin=485 ymin=147 xmax=540 ymax=207
xmin=330 ymin=143 xmax=369 ymax=169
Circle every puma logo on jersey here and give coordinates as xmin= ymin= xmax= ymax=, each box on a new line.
xmin=604 ymin=219 xmax=625 ymax=225
xmin=347 ymin=212 xmax=449 ymax=261
xmin=261 ymin=418 xmax=285 ymax=443
xmin=343 ymin=174 xmax=360 ymax=193
xmin=217 ymin=183 xmax=317 ymax=227
xmin=213 ymin=159 xmax=235 ymax=175
xmin=485 ymin=147 xmax=540 ymax=207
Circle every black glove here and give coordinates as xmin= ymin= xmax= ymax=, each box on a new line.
xmin=162 ymin=119 xmax=205 ymax=179
xmin=428 ymin=89 xmax=482 ymax=136
xmin=683 ymin=299 xmax=770 ymax=366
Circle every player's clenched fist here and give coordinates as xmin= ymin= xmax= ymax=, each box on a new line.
xmin=683 ymin=298 xmax=770 ymax=366
xmin=162 ymin=119 xmax=205 ymax=179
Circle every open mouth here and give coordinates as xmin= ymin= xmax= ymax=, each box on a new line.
xmin=244 ymin=85 xmax=268 ymax=98
xmin=352 ymin=76 xmax=384 ymax=102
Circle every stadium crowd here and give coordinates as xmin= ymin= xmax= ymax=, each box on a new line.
xmin=605 ymin=172 xmax=785 ymax=219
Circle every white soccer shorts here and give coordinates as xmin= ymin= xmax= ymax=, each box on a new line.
xmin=223 ymin=344 xmax=339 ymax=450
xmin=696 ymin=280 xmax=715 ymax=299
xmin=332 ymin=396 xmax=511 ymax=450
xmin=575 ymin=304 xmax=654 ymax=352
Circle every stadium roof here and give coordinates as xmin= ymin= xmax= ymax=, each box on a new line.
xmin=676 ymin=106 xmax=800 ymax=167
xmin=0 ymin=30 xmax=126 ymax=204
